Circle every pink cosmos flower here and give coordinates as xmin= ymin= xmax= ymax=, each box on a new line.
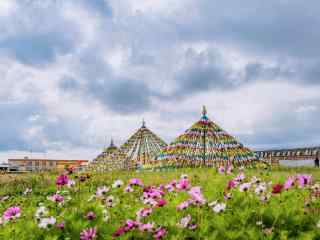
xmin=164 ymin=184 xmax=174 ymax=192
xmin=56 ymin=221 xmax=65 ymax=230
xmin=218 ymin=166 xmax=225 ymax=174
xmin=177 ymin=200 xmax=193 ymax=210
xmin=56 ymin=175 xmax=69 ymax=186
xmin=3 ymin=206 xmax=21 ymax=221
xmin=284 ymin=176 xmax=295 ymax=190
xmin=139 ymin=222 xmax=154 ymax=232
xmin=86 ymin=211 xmax=96 ymax=220
xmin=176 ymin=179 xmax=190 ymax=191
xmin=234 ymin=173 xmax=245 ymax=182
xmin=124 ymin=185 xmax=134 ymax=193
xmin=49 ymin=194 xmax=64 ymax=203
xmin=126 ymin=219 xmax=140 ymax=229
xmin=129 ymin=178 xmax=144 ymax=186
xmin=188 ymin=187 xmax=206 ymax=205
xmin=154 ymin=227 xmax=167 ymax=239
xmin=80 ymin=227 xmax=97 ymax=240
xmin=136 ymin=208 xmax=152 ymax=219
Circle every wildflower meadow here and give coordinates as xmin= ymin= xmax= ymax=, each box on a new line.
xmin=1 ymin=167 xmax=320 ymax=239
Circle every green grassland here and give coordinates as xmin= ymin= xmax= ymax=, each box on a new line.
xmin=0 ymin=167 xmax=320 ymax=240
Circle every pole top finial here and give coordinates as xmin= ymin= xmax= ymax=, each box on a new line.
xmin=110 ymin=138 xmax=115 ymax=147
xmin=202 ymin=105 xmax=207 ymax=117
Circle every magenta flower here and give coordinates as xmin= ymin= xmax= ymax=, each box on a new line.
xmin=157 ymin=199 xmax=167 ymax=207
xmin=129 ymin=178 xmax=143 ymax=186
xmin=56 ymin=221 xmax=65 ymax=230
xmin=126 ymin=219 xmax=140 ymax=229
xmin=112 ymin=226 xmax=127 ymax=237
xmin=284 ymin=176 xmax=295 ymax=190
xmin=227 ymin=180 xmax=237 ymax=190
xmin=3 ymin=206 xmax=21 ymax=221
xmin=272 ymin=183 xmax=284 ymax=194
xmin=176 ymin=179 xmax=190 ymax=191
xmin=297 ymin=174 xmax=312 ymax=188
xmin=56 ymin=175 xmax=69 ymax=186
xmin=80 ymin=227 xmax=97 ymax=240
xmin=154 ymin=227 xmax=167 ymax=239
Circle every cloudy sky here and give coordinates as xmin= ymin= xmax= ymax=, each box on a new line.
xmin=0 ymin=0 xmax=319 ymax=162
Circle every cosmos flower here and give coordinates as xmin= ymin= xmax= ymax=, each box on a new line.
xmin=234 ymin=173 xmax=245 ymax=182
xmin=227 ymin=180 xmax=237 ymax=190
xmin=23 ymin=188 xmax=32 ymax=195
xmin=224 ymin=192 xmax=232 ymax=200
xmin=67 ymin=180 xmax=76 ymax=188
xmin=48 ymin=194 xmax=64 ymax=203
xmin=86 ymin=211 xmax=96 ymax=220
xmin=129 ymin=178 xmax=143 ymax=186
xmin=188 ymin=187 xmax=206 ymax=205
xmin=218 ymin=166 xmax=225 ymax=174
xmin=56 ymin=221 xmax=65 ymax=230
xmin=296 ymin=174 xmax=312 ymax=188
xmin=284 ymin=177 xmax=295 ymax=190
xmin=272 ymin=184 xmax=284 ymax=194
xmin=2 ymin=206 xmax=21 ymax=221
xmin=177 ymin=215 xmax=191 ymax=228
xmin=154 ymin=227 xmax=167 ymax=239
xmin=255 ymin=184 xmax=267 ymax=195
xmin=177 ymin=200 xmax=193 ymax=210
xmin=34 ymin=206 xmax=48 ymax=220
xmin=38 ymin=217 xmax=56 ymax=229
xmin=239 ymin=182 xmax=251 ymax=192
xmin=139 ymin=222 xmax=154 ymax=232
xmin=136 ymin=208 xmax=152 ymax=219
xmin=156 ymin=199 xmax=167 ymax=207
xmin=124 ymin=185 xmax=134 ymax=193
xmin=96 ymin=186 xmax=110 ymax=197
xmin=105 ymin=196 xmax=115 ymax=207
xmin=180 ymin=174 xmax=188 ymax=179
xmin=112 ymin=180 xmax=124 ymax=188
xmin=212 ymin=203 xmax=226 ymax=213
xmin=80 ymin=227 xmax=97 ymax=240
xmin=56 ymin=175 xmax=69 ymax=186
xmin=176 ymin=179 xmax=190 ymax=191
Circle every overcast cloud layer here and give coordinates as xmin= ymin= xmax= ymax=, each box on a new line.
xmin=0 ymin=0 xmax=319 ymax=161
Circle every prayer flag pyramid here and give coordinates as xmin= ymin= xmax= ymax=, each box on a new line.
xmin=156 ymin=106 xmax=256 ymax=167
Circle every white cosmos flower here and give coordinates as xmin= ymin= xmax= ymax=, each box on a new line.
xmin=35 ymin=206 xmax=48 ymax=220
xmin=212 ymin=203 xmax=226 ymax=213
xmin=38 ymin=217 xmax=56 ymax=229
xmin=96 ymin=186 xmax=110 ymax=197
xmin=67 ymin=180 xmax=76 ymax=188
xmin=112 ymin=180 xmax=124 ymax=188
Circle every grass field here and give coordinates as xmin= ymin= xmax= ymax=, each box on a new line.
xmin=0 ymin=166 xmax=320 ymax=239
